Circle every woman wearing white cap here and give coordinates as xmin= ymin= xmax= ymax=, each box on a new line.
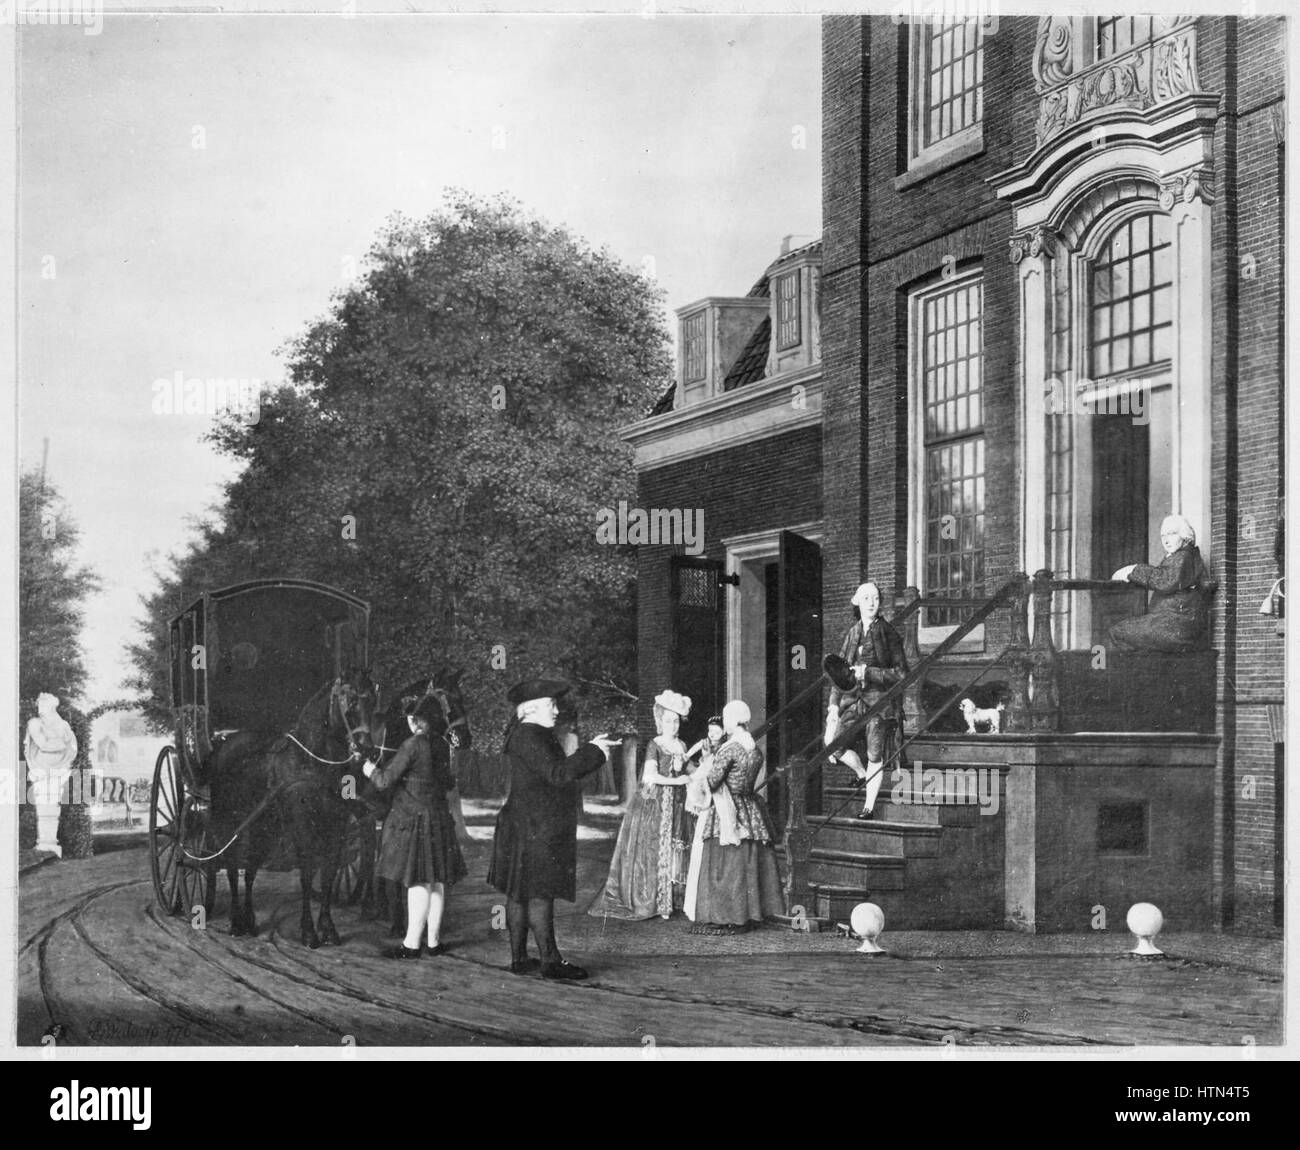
xmin=824 ymin=581 xmax=908 ymax=818
xmin=588 ymin=689 xmax=695 ymax=920
xmin=687 ymin=699 xmax=783 ymax=934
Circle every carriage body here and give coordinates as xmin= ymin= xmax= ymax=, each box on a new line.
xmin=152 ymin=580 xmax=370 ymax=915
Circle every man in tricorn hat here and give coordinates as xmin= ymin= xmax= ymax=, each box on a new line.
xmin=488 ymin=679 xmax=621 ymax=979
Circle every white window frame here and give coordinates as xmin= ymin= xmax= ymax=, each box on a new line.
xmin=901 ymin=18 xmax=986 ymax=186
xmin=906 ymin=268 xmax=987 ymax=651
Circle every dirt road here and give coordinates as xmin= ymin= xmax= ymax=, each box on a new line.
xmin=18 ymin=822 xmax=1283 ymax=1049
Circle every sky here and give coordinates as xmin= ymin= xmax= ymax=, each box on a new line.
xmin=17 ymin=12 xmax=822 ymax=701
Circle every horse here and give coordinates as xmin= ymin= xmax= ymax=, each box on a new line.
xmin=357 ymin=667 xmax=472 ymax=932
xmin=203 ymin=666 xmax=378 ymax=947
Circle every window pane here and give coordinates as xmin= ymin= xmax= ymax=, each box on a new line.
xmin=917 ymin=276 xmax=985 ymax=624
xmin=919 ymin=21 xmax=984 ymax=150
xmin=1091 ymin=213 xmax=1175 ymax=379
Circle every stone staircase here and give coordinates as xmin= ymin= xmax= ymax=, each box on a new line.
xmin=783 ymin=742 xmax=1008 ymax=930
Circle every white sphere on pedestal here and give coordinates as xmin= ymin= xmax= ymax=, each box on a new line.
xmin=850 ymin=902 xmax=885 ymax=954
xmin=1127 ymin=902 xmax=1165 ymax=956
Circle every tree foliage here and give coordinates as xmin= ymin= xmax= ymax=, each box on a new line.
xmin=128 ymin=192 xmax=669 ymax=756
xmin=19 ymin=469 xmax=100 ymax=712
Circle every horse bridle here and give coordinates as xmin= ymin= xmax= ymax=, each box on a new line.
xmin=425 ymin=685 xmax=468 ymax=750
xmin=331 ymin=678 xmax=375 ymax=762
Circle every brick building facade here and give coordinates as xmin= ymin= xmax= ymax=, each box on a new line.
xmin=624 ymin=14 xmax=1285 ymax=933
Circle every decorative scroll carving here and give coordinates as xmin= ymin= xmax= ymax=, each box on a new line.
xmin=1159 ymin=165 xmax=1216 ymax=210
xmin=1034 ymin=22 xmax=1203 ymax=148
xmin=1152 ymin=31 xmax=1200 ymax=102
xmin=1033 ymin=16 xmax=1075 ymax=89
xmin=1008 ymin=226 xmax=1057 ymax=265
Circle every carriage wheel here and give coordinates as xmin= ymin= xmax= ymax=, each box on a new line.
xmin=332 ymin=809 xmax=366 ymax=905
xmin=149 ymin=746 xmax=215 ymax=918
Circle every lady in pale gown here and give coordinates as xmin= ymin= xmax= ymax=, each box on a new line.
xmin=686 ymin=700 xmax=783 ymax=934
xmin=587 ymin=690 xmax=694 ymax=920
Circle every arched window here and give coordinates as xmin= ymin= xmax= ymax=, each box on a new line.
xmin=1085 ymin=211 xmax=1176 ymax=643
xmin=1090 ymin=213 xmax=1174 ymax=379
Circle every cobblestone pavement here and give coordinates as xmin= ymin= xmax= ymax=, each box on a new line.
xmin=14 ymin=802 xmax=1284 ymax=1051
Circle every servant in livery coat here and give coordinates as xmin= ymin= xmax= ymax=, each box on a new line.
xmin=363 ymin=695 xmax=467 ymax=958
xmin=1108 ymin=514 xmax=1213 ymax=653
xmin=488 ymin=679 xmax=620 ymax=980
xmin=824 ymin=581 xmax=908 ymax=818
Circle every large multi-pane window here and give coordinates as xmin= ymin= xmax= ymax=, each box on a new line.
xmin=916 ymin=19 xmax=985 ymax=154
xmin=682 ymin=311 xmax=706 ymax=383
xmin=1089 ymin=213 xmax=1174 ymax=378
xmin=917 ymin=275 xmax=985 ymax=626
xmin=776 ymin=271 xmax=801 ymax=350
xmin=1096 ymin=16 xmax=1154 ymax=59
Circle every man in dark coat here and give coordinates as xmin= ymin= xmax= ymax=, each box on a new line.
xmin=487 ymin=679 xmax=619 ymax=980
xmin=823 ymin=581 xmax=908 ymax=818
xmin=1109 ymin=515 xmax=1213 ymax=652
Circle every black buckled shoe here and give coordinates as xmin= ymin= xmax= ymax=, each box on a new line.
xmin=386 ymin=944 xmax=422 ymax=960
xmin=540 ymin=960 xmax=589 ymax=981
xmin=424 ymin=944 xmax=446 ymax=957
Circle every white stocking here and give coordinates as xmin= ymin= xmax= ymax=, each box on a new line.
xmin=840 ymin=749 xmax=866 ymax=780
xmin=404 ymin=884 xmax=432 ymax=950
xmin=426 ymin=882 xmax=446 ymax=947
xmin=864 ymin=761 xmax=884 ymax=814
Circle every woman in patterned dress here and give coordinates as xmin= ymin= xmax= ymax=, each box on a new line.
xmin=687 ymin=699 xmax=784 ymax=934
xmin=587 ymin=690 xmax=694 ymax=920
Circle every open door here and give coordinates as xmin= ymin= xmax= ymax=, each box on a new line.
xmin=774 ymin=530 xmax=823 ymax=824
xmin=1092 ymin=413 xmax=1150 ymax=645
xmin=669 ymin=556 xmax=726 ymax=746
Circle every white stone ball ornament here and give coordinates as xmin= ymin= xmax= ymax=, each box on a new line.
xmin=850 ymin=902 xmax=885 ymax=954
xmin=1127 ymin=902 xmax=1165 ymax=956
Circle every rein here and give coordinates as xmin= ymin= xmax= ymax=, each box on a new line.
xmin=281 ymin=678 xmax=373 ymax=768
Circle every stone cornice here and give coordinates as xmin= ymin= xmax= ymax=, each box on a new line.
xmin=621 ymin=366 xmax=822 ymax=472
xmin=989 ymin=92 xmax=1221 ymax=208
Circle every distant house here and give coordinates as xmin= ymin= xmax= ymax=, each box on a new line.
xmin=623 ymin=14 xmax=1284 ymax=934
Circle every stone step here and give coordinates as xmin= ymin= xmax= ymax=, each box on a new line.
xmin=807 ymin=814 xmax=942 ymax=858
xmin=804 ymin=847 xmax=906 ymax=890
xmin=821 ymin=786 xmax=980 ymax=826
xmin=807 ymin=882 xmax=908 ymax=926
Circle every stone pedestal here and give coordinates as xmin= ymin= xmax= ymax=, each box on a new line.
xmin=25 ymin=764 xmax=71 ymax=858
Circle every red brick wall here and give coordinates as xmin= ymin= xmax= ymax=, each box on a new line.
xmin=1218 ymin=15 xmax=1287 ymax=931
xmin=820 ymin=14 xmax=1285 ymax=929
xmin=634 ymin=426 xmax=822 ymax=735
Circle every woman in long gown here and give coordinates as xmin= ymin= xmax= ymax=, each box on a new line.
xmin=587 ymin=690 xmax=694 ymax=920
xmin=687 ymin=699 xmax=784 ymax=935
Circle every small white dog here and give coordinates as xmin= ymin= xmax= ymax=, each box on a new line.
xmin=960 ymin=699 xmax=1004 ymax=734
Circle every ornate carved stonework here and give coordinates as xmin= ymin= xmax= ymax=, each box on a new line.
xmin=1158 ymin=166 xmax=1216 ymax=210
xmin=1009 ymin=226 xmax=1058 ymax=265
xmin=1033 ymin=16 xmax=1202 ymax=148
xmin=1033 ymin=16 xmax=1074 ymax=89
xmin=1152 ymin=30 xmax=1200 ymax=102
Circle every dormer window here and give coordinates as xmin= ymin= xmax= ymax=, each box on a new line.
xmin=776 ymin=271 xmax=802 ymax=351
xmin=683 ymin=312 xmax=707 ymax=385
xmin=669 ymin=241 xmax=821 ymax=412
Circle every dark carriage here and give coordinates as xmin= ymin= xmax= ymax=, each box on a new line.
xmin=149 ymin=579 xmax=371 ymax=917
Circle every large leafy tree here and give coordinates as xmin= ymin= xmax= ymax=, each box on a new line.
xmin=19 ymin=469 xmax=101 ymax=713
xmin=128 ymin=192 xmax=668 ymax=753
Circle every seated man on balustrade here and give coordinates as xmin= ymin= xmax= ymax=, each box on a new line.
xmin=1108 ymin=514 xmax=1213 ymax=654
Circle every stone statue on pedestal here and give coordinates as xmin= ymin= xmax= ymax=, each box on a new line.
xmin=24 ymin=693 xmax=78 ymax=857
